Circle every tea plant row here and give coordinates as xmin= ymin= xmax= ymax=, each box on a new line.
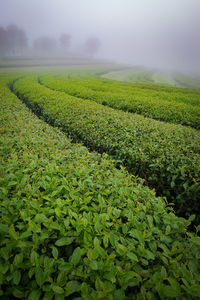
xmin=13 ymin=76 xmax=200 ymax=222
xmin=1 ymin=73 xmax=200 ymax=299
xmin=39 ymin=74 xmax=200 ymax=129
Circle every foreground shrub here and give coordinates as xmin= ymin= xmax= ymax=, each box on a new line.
xmin=13 ymin=76 xmax=200 ymax=221
xmin=0 ymin=75 xmax=200 ymax=299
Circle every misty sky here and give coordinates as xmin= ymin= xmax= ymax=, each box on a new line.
xmin=0 ymin=0 xmax=200 ymax=71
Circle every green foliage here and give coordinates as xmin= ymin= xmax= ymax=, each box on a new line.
xmin=40 ymin=73 xmax=200 ymax=129
xmin=13 ymin=75 xmax=200 ymax=220
xmin=102 ymin=67 xmax=200 ymax=90
xmin=1 ymin=74 xmax=200 ymax=298
xmin=174 ymin=73 xmax=200 ymax=90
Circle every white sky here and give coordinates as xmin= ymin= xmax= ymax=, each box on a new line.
xmin=0 ymin=0 xmax=199 ymax=70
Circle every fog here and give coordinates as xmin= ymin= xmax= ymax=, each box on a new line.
xmin=0 ymin=0 xmax=199 ymax=73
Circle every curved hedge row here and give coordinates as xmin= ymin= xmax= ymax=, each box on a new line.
xmin=47 ymin=70 xmax=200 ymax=105
xmin=86 ymin=72 xmax=200 ymax=104
xmin=1 ymin=75 xmax=200 ymax=299
xmin=173 ymin=73 xmax=200 ymax=90
xmin=13 ymin=76 xmax=200 ymax=221
xmin=39 ymin=74 xmax=200 ymax=129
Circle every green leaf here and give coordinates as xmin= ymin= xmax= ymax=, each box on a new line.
xmin=14 ymin=253 xmax=23 ymax=266
xmin=188 ymin=284 xmax=200 ymax=296
xmin=90 ymin=260 xmax=98 ymax=270
xmin=81 ymin=282 xmax=89 ymax=295
xmin=55 ymin=237 xmax=72 ymax=247
xmin=55 ymin=295 xmax=65 ymax=300
xmin=43 ymin=291 xmax=54 ymax=300
xmin=104 ymin=271 xmax=116 ymax=283
xmin=65 ymin=281 xmax=80 ymax=296
xmin=167 ymin=277 xmax=181 ymax=294
xmin=95 ymin=220 xmax=101 ymax=232
xmin=171 ymin=181 xmax=175 ymax=188
xmin=97 ymin=246 xmax=106 ymax=258
xmin=0 ymin=247 xmax=9 ymax=261
xmin=71 ymin=247 xmax=81 ymax=266
xmin=9 ymin=224 xmax=18 ymax=240
xmin=58 ymin=263 xmax=72 ymax=272
xmin=8 ymin=181 xmax=18 ymax=187
xmin=109 ymin=232 xmax=117 ymax=247
xmin=161 ymin=285 xmax=180 ymax=298
xmin=188 ymin=215 xmax=195 ymax=222
xmin=52 ymin=247 xmax=58 ymax=259
xmin=21 ymin=231 xmax=32 ymax=239
xmin=52 ymin=285 xmax=64 ymax=294
xmin=87 ymin=248 xmax=99 ymax=260
xmin=49 ymin=222 xmax=60 ymax=230
xmin=103 ymin=235 xmax=109 ymax=248
xmin=114 ymin=289 xmax=125 ymax=300
xmin=28 ymin=268 xmax=35 ymax=279
xmin=13 ymin=270 xmax=21 ymax=285
xmin=190 ymin=237 xmax=200 ymax=246
xmin=31 ymin=251 xmax=38 ymax=265
xmin=116 ymin=243 xmax=127 ymax=256
xmin=12 ymin=288 xmax=24 ymax=298
xmin=55 ymin=207 xmax=61 ymax=217
xmin=36 ymin=214 xmax=49 ymax=223
xmin=129 ymin=229 xmax=144 ymax=244
xmin=127 ymin=252 xmax=138 ymax=262
xmin=94 ymin=237 xmax=99 ymax=248
xmin=20 ymin=175 xmax=28 ymax=186
xmin=0 ymin=264 xmax=9 ymax=274
xmin=145 ymin=249 xmax=155 ymax=260
xmin=0 ymin=223 xmax=9 ymax=233
xmin=35 ymin=267 xmax=45 ymax=287
xmin=28 ymin=290 xmax=41 ymax=300
xmin=160 ymin=266 xmax=167 ymax=278
xmin=95 ymin=277 xmax=104 ymax=291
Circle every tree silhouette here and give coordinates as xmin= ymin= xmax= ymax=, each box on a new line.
xmin=85 ymin=37 xmax=101 ymax=57
xmin=0 ymin=26 xmax=8 ymax=56
xmin=59 ymin=34 xmax=71 ymax=52
xmin=33 ymin=36 xmax=57 ymax=54
xmin=0 ymin=24 xmax=28 ymax=56
xmin=6 ymin=24 xmax=27 ymax=55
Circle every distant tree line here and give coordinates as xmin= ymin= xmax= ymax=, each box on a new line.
xmin=0 ymin=24 xmax=101 ymax=57
xmin=84 ymin=37 xmax=101 ymax=57
xmin=0 ymin=24 xmax=27 ymax=56
xmin=33 ymin=34 xmax=72 ymax=54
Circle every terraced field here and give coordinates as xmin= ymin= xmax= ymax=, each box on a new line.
xmin=1 ymin=68 xmax=200 ymax=299
xmin=102 ymin=67 xmax=200 ymax=90
xmin=39 ymin=73 xmax=200 ymax=129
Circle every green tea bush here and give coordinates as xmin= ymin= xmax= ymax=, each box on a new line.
xmin=39 ymin=74 xmax=200 ymax=129
xmin=173 ymin=73 xmax=200 ymax=90
xmin=13 ymin=76 xmax=200 ymax=221
xmin=1 ymin=75 xmax=200 ymax=299
xmin=81 ymin=72 xmax=200 ymax=104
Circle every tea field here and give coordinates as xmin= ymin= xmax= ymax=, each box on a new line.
xmin=0 ymin=64 xmax=200 ymax=299
xmin=103 ymin=67 xmax=200 ymax=90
